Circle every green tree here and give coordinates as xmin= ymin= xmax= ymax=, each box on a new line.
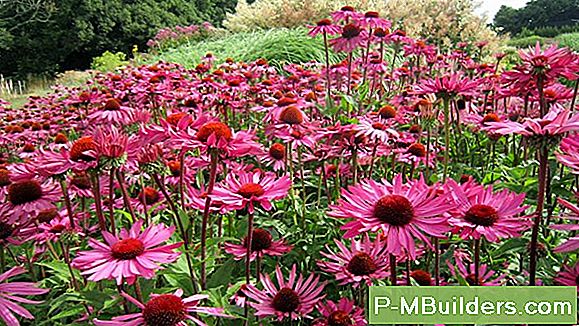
xmin=0 ymin=0 xmax=237 ymax=77
xmin=493 ymin=0 xmax=579 ymax=35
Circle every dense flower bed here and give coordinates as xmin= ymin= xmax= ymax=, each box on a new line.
xmin=0 ymin=6 xmax=578 ymax=326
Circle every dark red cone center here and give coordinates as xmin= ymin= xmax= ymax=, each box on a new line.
xmin=269 ymin=143 xmax=286 ymax=160
xmin=373 ymin=195 xmax=414 ymax=226
xmin=196 ymin=122 xmax=232 ymax=142
xmin=8 ymin=180 xmax=43 ymax=205
xmin=410 ymin=269 xmax=433 ymax=286
xmin=272 ymin=287 xmax=300 ymax=313
xmin=328 ymin=310 xmax=353 ymax=326
xmin=70 ymin=137 xmax=97 ymax=162
xmin=243 ymin=228 xmax=273 ymax=251
xmin=279 ymin=106 xmax=304 ymax=125
xmin=347 ymin=252 xmax=378 ymax=276
xmin=464 ymin=204 xmax=499 ymax=227
xmin=139 ymin=187 xmax=160 ymax=205
xmin=406 ymin=143 xmax=426 ymax=157
xmin=111 ymin=238 xmax=145 ymax=260
xmin=142 ymin=294 xmax=186 ymax=326
xmin=237 ymin=183 xmax=265 ymax=198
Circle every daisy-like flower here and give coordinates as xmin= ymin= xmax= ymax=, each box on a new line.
xmin=308 ymin=19 xmax=341 ymax=37
xmin=0 ymin=266 xmax=48 ymax=326
xmin=23 ymin=209 xmax=83 ymax=244
xmin=259 ymin=143 xmax=288 ymax=172
xmin=224 ymin=228 xmax=292 ymax=261
xmin=331 ymin=6 xmax=362 ymax=23
xmin=329 ymin=174 xmax=452 ymax=259
xmin=88 ymin=98 xmax=134 ymax=125
xmin=355 ymin=117 xmax=399 ymax=143
xmin=446 ymin=179 xmax=530 ymax=242
xmin=313 ymin=298 xmax=367 ymax=326
xmin=413 ymin=72 xmax=480 ymax=99
xmin=554 ymin=262 xmax=579 ymax=292
xmin=551 ymin=198 xmax=579 ymax=253
xmin=447 ymin=253 xmax=506 ymax=286
xmin=396 ymin=142 xmax=437 ymax=168
xmin=318 ymin=234 xmax=389 ymax=287
xmin=408 ymin=269 xmax=434 ymax=286
xmin=503 ymin=42 xmax=575 ymax=88
xmin=330 ymin=24 xmax=367 ymax=53
xmin=211 ymin=170 xmax=291 ymax=213
xmin=170 ymin=117 xmax=261 ymax=158
xmin=36 ymin=136 xmax=99 ymax=175
xmin=359 ymin=11 xmax=391 ymax=30
xmin=556 ymin=134 xmax=579 ymax=174
xmin=483 ymin=108 xmax=579 ymax=139
xmin=93 ymin=289 xmax=231 ymax=325
xmin=243 ymin=264 xmax=325 ymax=321
xmin=72 ymin=220 xmax=181 ymax=285
xmin=3 ymin=178 xmax=59 ymax=223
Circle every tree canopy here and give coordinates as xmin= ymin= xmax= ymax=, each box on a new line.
xmin=493 ymin=0 xmax=579 ymax=35
xmin=0 ymin=0 xmax=236 ymax=76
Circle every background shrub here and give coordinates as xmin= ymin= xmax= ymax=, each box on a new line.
xmin=91 ymin=51 xmax=129 ymax=72
xmin=224 ymin=0 xmax=502 ymax=50
xmin=151 ymin=28 xmax=345 ymax=69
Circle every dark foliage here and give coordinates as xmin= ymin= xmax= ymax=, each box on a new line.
xmin=493 ymin=0 xmax=579 ymax=36
xmin=0 ymin=0 xmax=237 ymax=77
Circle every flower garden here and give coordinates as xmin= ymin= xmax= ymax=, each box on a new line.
xmin=0 ymin=5 xmax=578 ymax=326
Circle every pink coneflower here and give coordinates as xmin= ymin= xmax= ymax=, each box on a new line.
xmin=308 ymin=19 xmax=341 ymax=37
xmin=37 ymin=136 xmax=99 ymax=175
xmin=447 ymin=253 xmax=506 ymax=286
xmin=331 ymin=6 xmax=362 ymax=23
xmin=93 ymin=289 xmax=231 ymax=325
xmin=396 ymin=142 xmax=437 ymax=168
xmin=259 ymin=143 xmax=288 ymax=172
xmin=483 ymin=108 xmax=579 ymax=139
xmin=93 ymin=125 xmax=130 ymax=160
xmin=313 ymin=298 xmax=367 ymax=326
xmin=68 ymin=172 xmax=94 ymax=198
xmin=329 ymin=174 xmax=452 ymax=259
xmin=503 ymin=42 xmax=574 ymax=88
xmin=409 ymin=269 xmax=434 ymax=286
xmin=556 ymin=134 xmax=579 ymax=174
xmin=243 ymin=264 xmax=325 ymax=321
xmin=3 ymin=179 xmax=59 ymax=223
xmin=23 ymin=209 xmax=83 ymax=244
xmin=318 ymin=234 xmax=389 ymax=287
xmin=330 ymin=24 xmax=367 ymax=53
xmin=224 ymin=228 xmax=292 ymax=261
xmin=355 ymin=117 xmax=399 ymax=143
xmin=211 ymin=170 xmax=291 ymax=214
xmin=446 ymin=180 xmax=530 ymax=242
xmin=170 ymin=118 xmax=261 ymax=158
xmin=359 ymin=11 xmax=391 ymax=30
xmin=554 ymin=262 xmax=579 ymax=292
xmin=414 ymin=72 xmax=480 ymax=99
xmin=551 ymin=198 xmax=579 ymax=253
xmin=88 ymin=98 xmax=133 ymax=125
xmin=0 ymin=266 xmax=48 ymax=326
xmin=72 ymin=221 xmax=181 ymax=285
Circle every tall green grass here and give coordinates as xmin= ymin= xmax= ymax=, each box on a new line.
xmin=506 ymin=33 xmax=579 ymax=51
xmin=149 ymin=28 xmax=345 ymax=69
xmin=554 ymin=33 xmax=579 ymax=51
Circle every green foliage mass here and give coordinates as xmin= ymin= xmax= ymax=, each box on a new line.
xmin=0 ymin=0 xmax=237 ymax=77
xmin=91 ymin=51 xmax=128 ymax=72
xmin=507 ymin=33 xmax=579 ymax=51
xmin=493 ymin=0 xmax=579 ymax=36
xmin=151 ymin=28 xmax=345 ymax=70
